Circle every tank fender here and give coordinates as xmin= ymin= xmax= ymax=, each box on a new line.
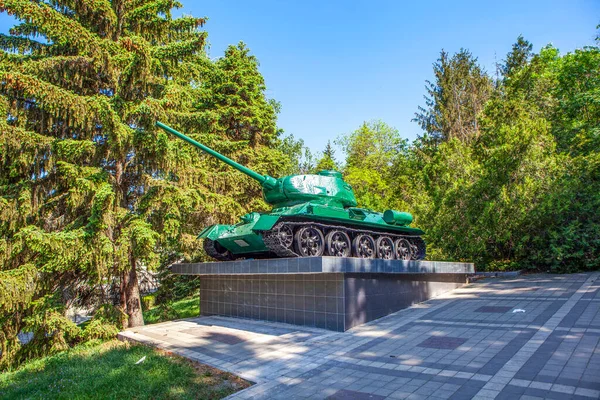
xmin=197 ymin=225 xmax=222 ymax=239
xmin=252 ymin=214 xmax=280 ymax=231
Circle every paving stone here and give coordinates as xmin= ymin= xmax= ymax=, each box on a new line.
xmin=475 ymin=306 xmax=513 ymax=313
xmin=328 ymin=389 xmax=383 ymax=399
xmin=551 ymin=383 xmax=575 ymax=394
xmin=477 ymin=388 xmax=501 ymax=398
xmin=118 ymin=272 xmax=600 ymax=400
xmin=575 ymin=387 xmax=600 ymax=398
xmin=502 ymin=385 xmax=527 ymax=395
xmin=417 ymin=336 xmax=467 ymax=350
xmin=483 ymin=382 xmax=506 ymax=391
xmin=388 ymin=391 xmax=413 ymax=399
xmin=510 ymin=379 xmax=530 ymax=388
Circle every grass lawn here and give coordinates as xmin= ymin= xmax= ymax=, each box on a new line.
xmin=0 ymin=339 xmax=250 ymax=400
xmin=143 ymin=297 xmax=199 ymax=324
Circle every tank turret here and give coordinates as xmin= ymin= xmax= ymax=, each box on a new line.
xmin=156 ymin=122 xmax=426 ymax=261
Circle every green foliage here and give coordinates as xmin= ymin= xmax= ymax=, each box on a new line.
xmin=81 ymin=320 xmax=119 ymax=342
xmin=141 ymin=293 xmax=156 ymax=311
xmin=20 ymin=309 xmax=82 ymax=361
xmin=337 ymin=120 xmax=408 ymax=211
xmin=414 ymin=49 xmax=492 ymax=143
xmin=91 ymin=303 xmax=128 ymax=327
xmin=277 ymin=133 xmax=316 ymax=174
xmin=338 ymin=32 xmax=599 ymax=273
xmin=501 ymin=35 xmax=533 ymax=78
xmin=0 ymin=0 xmax=284 ymax=369
xmin=276 ymin=133 xmax=306 ymax=174
xmin=315 ymin=140 xmax=338 ymax=171
xmin=143 ymin=297 xmax=199 ymax=325
xmin=0 ymin=264 xmax=36 ymax=313
xmin=377 ymin=33 xmax=600 ymax=273
xmin=196 ymin=42 xmax=278 ymax=146
xmin=78 ymin=303 xmax=126 ymax=341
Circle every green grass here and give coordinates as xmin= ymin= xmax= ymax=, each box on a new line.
xmin=143 ymin=297 xmax=200 ymax=324
xmin=0 ymin=340 xmax=249 ymax=400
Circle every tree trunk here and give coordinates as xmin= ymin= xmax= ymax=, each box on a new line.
xmin=114 ymin=156 xmax=144 ymax=327
xmin=125 ymin=255 xmax=144 ymax=327
xmin=119 ymin=270 xmax=128 ymax=329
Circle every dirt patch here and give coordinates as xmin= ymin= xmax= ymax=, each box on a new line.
xmin=154 ymin=347 xmax=252 ymax=395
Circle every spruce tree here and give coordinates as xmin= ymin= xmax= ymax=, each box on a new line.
xmin=0 ymin=0 xmax=282 ymax=368
xmin=0 ymin=0 xmax=207 ymax=343
xmin=414 ymin=49 xmax=492 ymax=143
xmin=502 ymin=35 xmax=533 ymax=78
xmin=315 ymin=140 xmax=337 ymax=171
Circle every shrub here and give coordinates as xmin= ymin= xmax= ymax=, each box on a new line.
xmin=82 ymin=320 xmax=119 ymax=341
xmin=141 ymin=294 xmax=156 ymax=311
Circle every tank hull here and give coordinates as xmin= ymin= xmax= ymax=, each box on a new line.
xmin=199 ymin=202 xmax=426 ymax=261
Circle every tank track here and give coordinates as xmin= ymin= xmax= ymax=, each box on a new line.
xmin=203 ymin=238 xmax=234 ymax=261
xmin=262 ymin=224 xmax=299 ymax=258
xmin=260 ymin=221 xmax=426 ymax=260
xmin=411 ymin=236 xmax=426 ymax=260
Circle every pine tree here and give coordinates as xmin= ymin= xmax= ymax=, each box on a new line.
xmin=414 ymin=49 xmax=492 ymax=143
xmin=502 ymin=35 xmax=533 ymax=78
xmin=315 ymin=140 xmax=337 ymax=171
xmin=0 ymin=0 xmax=282 ymax=368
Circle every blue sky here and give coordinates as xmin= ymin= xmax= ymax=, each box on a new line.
xmin=1 ymin=1 xmax=598 ymax=155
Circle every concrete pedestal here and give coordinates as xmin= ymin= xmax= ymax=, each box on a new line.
xmin=171 ymin=257 xmax=474 ymax=332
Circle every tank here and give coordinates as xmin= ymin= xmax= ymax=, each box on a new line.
xmin=156 ymin=122 xmax=426 ymax=261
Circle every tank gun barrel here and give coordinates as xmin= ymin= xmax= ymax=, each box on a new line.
xmin=156 ymin=122 xmax=277 ymax=188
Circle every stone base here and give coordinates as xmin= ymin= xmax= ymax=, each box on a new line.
xmin=171 ymin=257 xmax=474 ymax=332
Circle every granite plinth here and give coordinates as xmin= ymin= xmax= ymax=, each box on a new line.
xmin=171 ymin=257 xmax=473 ymax=275
xmin=171 ymin=257 xmax=474 ymax=331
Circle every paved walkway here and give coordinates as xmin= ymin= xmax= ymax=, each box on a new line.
xmin=119 ymin=273 xmax=600 ymax=399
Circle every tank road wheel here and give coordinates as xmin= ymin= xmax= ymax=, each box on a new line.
xmin=353 ymin=234 xmax=376 ymax=259
xmin=294 ymin=226 xmax=325 ymax=257
xmin=277 ymin=224 xmax=294 ymax=249
xmin=394 ymin=238 xmax=412 ymax=261
xmin=376 ymin=236 xmax=395 ymax=259
xmin=325 ymin=230 xmax=351 ymax=257
xmin=204 ymin=239 xmax=234 ymax=261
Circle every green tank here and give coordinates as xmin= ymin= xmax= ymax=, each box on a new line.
xmin=156 ymin=122 xmax=426 ymax=261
